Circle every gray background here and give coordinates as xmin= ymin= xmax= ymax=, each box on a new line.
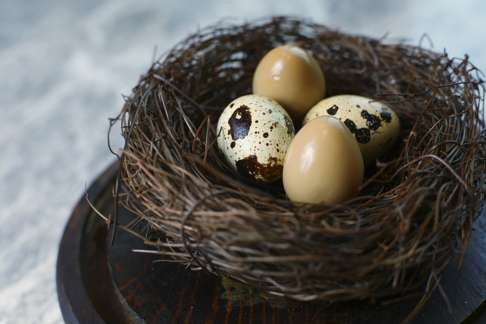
xmin=0 ymin=0 xmax=484 ymax=323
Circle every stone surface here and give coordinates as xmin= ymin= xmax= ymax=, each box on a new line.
xmin=0 ymin=0 xmax=484 ymax=323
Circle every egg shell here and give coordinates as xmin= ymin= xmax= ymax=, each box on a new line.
xmin=217 ymin=94 xmax=295 ymax=183
xmin=304 ymin=95 xmax=400 ymax=165
xmin=252 ymin=45 xmax=326 ymax=122
xmin=283 ymin=117 xmax=364 ymax=204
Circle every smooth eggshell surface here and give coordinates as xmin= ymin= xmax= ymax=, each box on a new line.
xmin=283 ymin=117 xmax=364 ymax=204
xmin=217 ymin=94 xmax=295 ymax=183
xmin=304 ymin=95 xmax=400 ymax=165
xmin=252 ymin=45 xmax=326 ymax=122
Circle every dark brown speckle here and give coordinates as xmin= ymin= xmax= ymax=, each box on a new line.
xmin=380 ymin=111 xmax=392 ymax=123
xmin=326 ymin=105 xmax=339 ymax=115
xmin=355 ymin=128 xmax=371 ymax=144
xmin=344 ymin=119 xmax=357 ymax=133
xmin=361 ymin=110 xmax=381 ymax=130
xmin=228 ymin=105 xmax=252 ymax=140
xmin=235 ymin=155 xmax=282 ymax=182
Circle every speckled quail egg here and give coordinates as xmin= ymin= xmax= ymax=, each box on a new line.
xmin=304 ymin=95 xmax=400 ymax=165
xmin=217 ymin=94 xmax=295 ymax=183
xmin=283 ymin=117 xmax=364 ymax=204
xmin=252 ymin=45 xmax=326 ymax=122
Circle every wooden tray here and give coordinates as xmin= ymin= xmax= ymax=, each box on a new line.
xmin=56 ymin=161 xmax=486 ymax=323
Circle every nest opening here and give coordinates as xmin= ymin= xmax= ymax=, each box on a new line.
xmin=114 ymin=16 xmax=485 ymax=310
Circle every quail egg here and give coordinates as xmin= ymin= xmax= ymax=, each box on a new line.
xmin=304 ymin=95 xmax=400 ymax=165
xmin=217 ymin=94 xmax=295 ymax=183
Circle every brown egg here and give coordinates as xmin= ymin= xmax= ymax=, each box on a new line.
xmin=283 ymin=117 xmax=364 ymax=204
xmin=252 ymin=45 xmax=326 ymax=122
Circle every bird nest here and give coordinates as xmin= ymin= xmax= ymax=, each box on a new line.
xmin=113 ymin=16 xmax=485 ymax=314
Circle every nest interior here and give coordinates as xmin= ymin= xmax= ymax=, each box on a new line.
xmin=115 ymin=16 xmax=485 ymax=308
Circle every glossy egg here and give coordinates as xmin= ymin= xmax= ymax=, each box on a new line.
xmin=252 ymin=45 xmax=326 ymax=122
xmin=283 ymin=117 xmax=364 ymax=204
xmin=304 ymin=95 xmax=400 ymax=165
xmin=217 ymin=94 xmax=295 ymax=183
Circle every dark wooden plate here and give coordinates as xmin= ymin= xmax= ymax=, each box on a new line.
xmin=57 ymin=161 xmax=486 ymax=323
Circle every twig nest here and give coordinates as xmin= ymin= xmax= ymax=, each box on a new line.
xmin=116 ymin=16 xmax=485 ymax=310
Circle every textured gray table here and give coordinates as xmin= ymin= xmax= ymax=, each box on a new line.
xmin=1 ymin=1 xmax=484 ymax=323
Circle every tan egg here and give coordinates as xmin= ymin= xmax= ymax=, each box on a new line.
xmin=217 ymin=95 xmax=295 ymax=183
xmin=252 ymin=45 xmax=326 ymax=122
xmin=304 ymin=95 xmax=400 ymax=165
xmin=283 ymin=117 xmax=364 ymax=204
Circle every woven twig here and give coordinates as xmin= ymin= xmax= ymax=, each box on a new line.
xmin=113 ymin=16 xmax=485 ymax=315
